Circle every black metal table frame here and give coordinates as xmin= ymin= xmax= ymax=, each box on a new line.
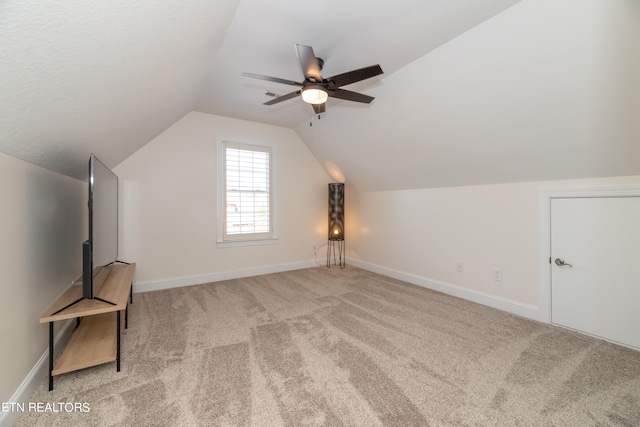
xmin=47 ymin=292 xmax=132 ymax=391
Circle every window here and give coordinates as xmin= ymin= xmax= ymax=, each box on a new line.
xmin=218 ymin=140 xmax=275 ymax=243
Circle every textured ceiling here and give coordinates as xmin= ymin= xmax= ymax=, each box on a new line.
xmin=1 ymin=0 xmax=638 ymax=190
xmin=0 ymin=0 xmax=241 ymax=179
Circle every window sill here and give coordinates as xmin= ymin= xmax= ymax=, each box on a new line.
xmin=216 ymin=237 xmax=279 ymax=248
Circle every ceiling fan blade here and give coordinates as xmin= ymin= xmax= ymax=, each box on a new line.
xmin=242 ymin=72 xmax=303 ymax=87
xmin=329 ymin=88 xmax=375 ymax=104
xmin=295 ymin=44 xmax=322 ymax=81
xmin=263 ymin=90 xmax=301 ymax=105
xmin=312 ymin=103 xmax=326 ymax=114
xmin=326 ymin=65 xmax=383 ymax=88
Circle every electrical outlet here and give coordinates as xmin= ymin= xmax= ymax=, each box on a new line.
xmin=492 ymin=268 xmax=503 ymax=281
xmin=456 ymin=262 xmax=464 ymax=273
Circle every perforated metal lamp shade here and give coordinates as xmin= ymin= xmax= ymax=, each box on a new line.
xmin=328 ymin=183 xmax=344 ymax=240
xmin=327 ymin=183 xmax=345 ymax=268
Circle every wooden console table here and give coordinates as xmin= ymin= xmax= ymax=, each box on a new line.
xmin=40 ymin=262 xmax=135 ymax=390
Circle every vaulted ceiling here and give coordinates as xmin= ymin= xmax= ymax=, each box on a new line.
xmin=1 ymin=0 xmax=638 ymax=190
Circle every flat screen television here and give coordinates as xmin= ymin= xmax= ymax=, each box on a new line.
xmin=82 ymin=154 xmax=119 ymax=300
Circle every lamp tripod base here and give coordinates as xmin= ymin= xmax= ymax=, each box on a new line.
xmin=327 ymin=239 xmax=345 ymax=269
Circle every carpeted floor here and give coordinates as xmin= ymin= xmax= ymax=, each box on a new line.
xmin=16 ymin=266 xmax=640 ymax=426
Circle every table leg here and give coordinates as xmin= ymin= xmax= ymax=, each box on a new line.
xmin=116 ymin=310 xmax=121 ymax=372
xmin=48 ymin=322 xmax=53 ymax=391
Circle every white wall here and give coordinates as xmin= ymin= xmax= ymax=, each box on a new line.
xmin=0 ymin=153 xmax=85 ymax=415
xmin=347 ymin=175 xmax=640 ymax=319
xmin=114 ymin=111 xmax=331 ymax=289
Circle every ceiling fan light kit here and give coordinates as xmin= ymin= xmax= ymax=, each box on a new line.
xmin=242 ymin=44 xmax=383 ymax=113
xmin=301 ymin=86 xmax=328 ymax=104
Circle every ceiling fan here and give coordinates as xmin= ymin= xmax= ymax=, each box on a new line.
xmin=242 ymin=44 xmax=383 ymax=114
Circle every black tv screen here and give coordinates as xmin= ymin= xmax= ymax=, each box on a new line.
xmin=83 ymin=154 xmax=118 ymax=299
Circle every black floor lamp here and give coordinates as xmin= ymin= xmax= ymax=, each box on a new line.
xmin=327 ymin=183 xmax=345 ymax=269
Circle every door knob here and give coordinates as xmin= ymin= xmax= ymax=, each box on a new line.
xmin=554 ymin=258 xmax=573 ymax=267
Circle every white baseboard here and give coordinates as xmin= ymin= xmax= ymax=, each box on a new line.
xmin=132 ymin=260 xmax=318 ymax=294
xmin=135 ymin=258 xmax=542 ymax=321
xmin=347 ymin=258 xmax=541 ymax=322
xmin=0 ymin=319 xmax=75 ymax=427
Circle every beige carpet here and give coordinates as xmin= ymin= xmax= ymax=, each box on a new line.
xmin=17 ymin=266 xmax=640 ymax=426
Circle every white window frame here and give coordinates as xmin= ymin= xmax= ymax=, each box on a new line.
xmin=216 ymin=138 xmax=277 ymax=247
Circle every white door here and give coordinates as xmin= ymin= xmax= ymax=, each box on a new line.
xmin=551 ymin=196 xmax=640 ymax=350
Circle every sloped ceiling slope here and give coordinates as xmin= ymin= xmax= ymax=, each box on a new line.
xmin=295 ymin=0 xmax=640 ymax=191
xmin=0 ymin=0 xmax=241 ymax=180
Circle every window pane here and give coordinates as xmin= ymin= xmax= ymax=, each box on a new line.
xmin=224 ymin=145 xmax=271 ymax=238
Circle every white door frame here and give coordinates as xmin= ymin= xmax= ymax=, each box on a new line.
xmin=538 ymin=185 xmax=640 ymax=324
